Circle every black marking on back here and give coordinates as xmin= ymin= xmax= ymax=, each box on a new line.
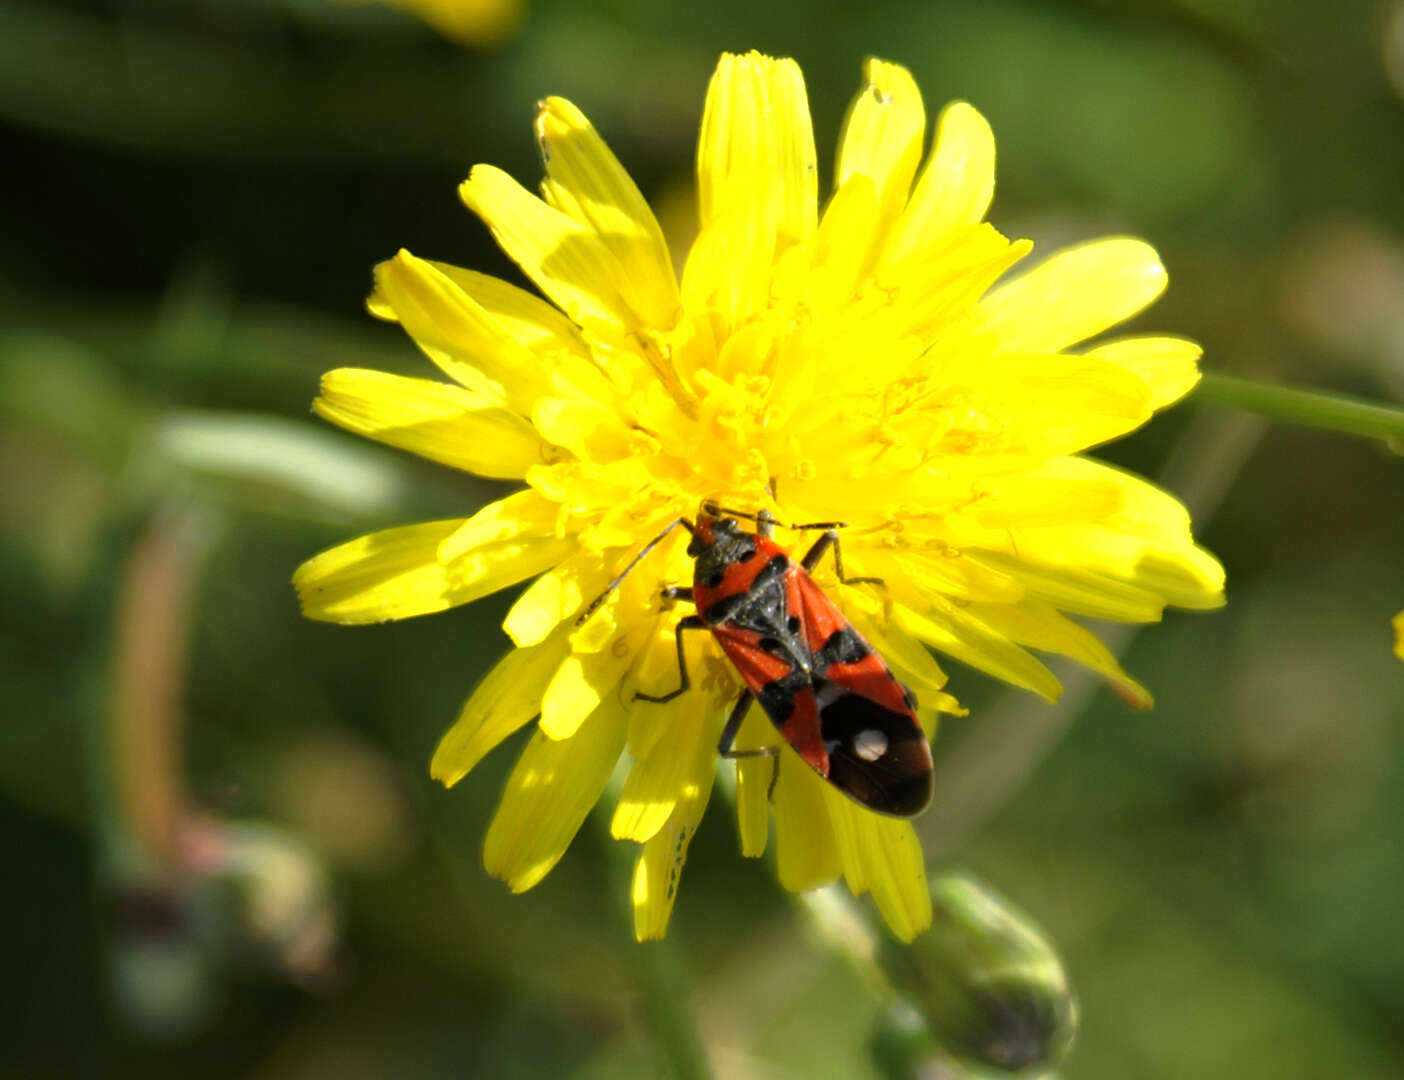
xmin=750 ymin=552 xmax=789 ymax=587
xmin=756 ymin=669 xmax=810 ymax=724
xmin=700 ymin=590 xmax=746 ymax=626
xmin=815 ymin=626 xmax=870 ymax=668
xmin=706 ymin=552 xmax=811 ymax=672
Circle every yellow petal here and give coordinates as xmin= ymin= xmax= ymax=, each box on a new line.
xmin=940 ymin=352 xmax=1156 ymax=457
xmin=869 ymin=223 xmax=1027 ymax=350
xmin=502 ymin=549 xmax=617 ymax=648
xmin=294 ymin=517 xmax=567 ymax=625
xmin=969 ymin=599 xmax=1153 ymax=709
xmin=539 ymin=630 xmax=638 ymax=741
xmin=825 ymin=784 xmax=869 ymax=895
xmin=966 ymin=550 xmax=1167 ymax=623
xmin=864 ymin=818 xmax=934 ymax=943
xmin=826 ymin=57 xmax=925 ymax=279
xmin=692 ymin=51 xmax=816 ymax=325
xmin=834 ymin=59 xmax=925 ymax=201
xmin=823 ymin=789 xmax=932 ymax=942
xmin=813 ymin=176 xmax=881 ymax=305
xmin=1025 ymin=529 xmax=1225 ymax=613
xmin=730 ymin=703 xmax=774 ymax=858
xmin=375 ymin=250 xmax=547 ymax=412
xmin=887 ymin=101 xmax=996 ymax=264
xmin=536 ymin=96 xmax=681 ymax=328
xmin=630 ymin=731 xmax=718 ymax=942
xmin=982 ymin=238 xmax=1168 ymax=353
xmin=483 ymin=695 xmax=627 ymax=891
xmin=772 ymin=752 xmax=841 ymax=892
xmin=434 ymin=264 xmax=587 ymax=357
xmin=429 ymin=625 xmax=573 ymax=786
xmin=865 ymin=547 xmax=1026 ymax=607
xmin=365 ymin=284 xmax=394 ymax=321
xmin=437 ymin=487 xmax=564 ymax=564
xmin=531 ymin=395 xmax=634 ymax=462
xmin=372 ymin=258 xmax=595 ymax=369
xmin=1082 ymin=335 xmax=1203 ymax=411
xmin=623 ymin=615 xmax=718 ymax=761
xmin=697 ymin=52 xmax=817 ymax=246
xmin=1393 ymin=611 xmax=1404 ymax=661
xmin=313 ymin=367 xmax=545 ymax=479
xmin=864 ymin=814 xmax=932 ymax=949
xmin=895 ymin=601 xmax=1063 ymax=702
xmin=972 ymin=462 xmax=1126 ymax=529
xmin=1005 ymin=460 xmax=1226 ymax=611
xmin=461 ymin=164 xmax=636 ymax=335
xmin=612 ymin=690 xmax=718 ymax=843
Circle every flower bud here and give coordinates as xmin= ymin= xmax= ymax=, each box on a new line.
xmin=877 ymin=872 xmax=1077 ymax=1074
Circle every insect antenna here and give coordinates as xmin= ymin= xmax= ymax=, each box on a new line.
xmin=576 ymin=517 xmax=694 ymax=626
xmin=700 ymin=500 xmax=848 ymax=533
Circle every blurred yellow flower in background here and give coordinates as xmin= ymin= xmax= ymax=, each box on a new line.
xmin=294 ymin=52 xmax=1224 ymax=941
xmin=351 ymin=0 xmax=523 ymax=48
xmin=1393 ymin=611 xmax=1403 ymax=660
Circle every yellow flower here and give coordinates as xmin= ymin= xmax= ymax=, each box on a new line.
xmin=294 ymin=52 xmax=1224 ymax=941
xmin=1393 ymin=611 xmax=1403 ymax=660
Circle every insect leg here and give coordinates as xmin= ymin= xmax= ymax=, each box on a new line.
xmin=576 ymin=518 xmax=694 ymax=626
xmin=716 ymin=692 xmax=781 ymax=803
xmin=634 ymin=615 xmax=706 ymax=703
xmin=800 ymin=530 xmax=883 ymax=587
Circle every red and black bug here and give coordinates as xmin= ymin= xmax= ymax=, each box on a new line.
xmin=580 ymin=503 xmax=934 ymax=817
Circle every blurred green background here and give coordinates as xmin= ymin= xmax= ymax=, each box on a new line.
xmin=3 ymin=0 xmax=1403 ymax=1076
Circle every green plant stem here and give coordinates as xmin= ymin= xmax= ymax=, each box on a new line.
xmin=629 ymin=933 xmax=713 ymax=1080
xmin=597 ymin=806 xmax=712 ymax=1080
xmin=1194 ymin=372 xmax=1404 ymax=447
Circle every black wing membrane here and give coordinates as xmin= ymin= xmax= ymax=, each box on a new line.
xmin=816 ymin=682 xmax=934 ymax=816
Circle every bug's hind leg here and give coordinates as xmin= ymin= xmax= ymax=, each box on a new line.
xmin=717 ymin=692 xmax=780 ymax=802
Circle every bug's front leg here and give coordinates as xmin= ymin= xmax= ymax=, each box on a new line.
xmin=799 ymin=529 xmax=883 ymax=588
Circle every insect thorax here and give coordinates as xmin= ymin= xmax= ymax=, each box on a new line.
xmin=689 ymin=517 xmax=757 ymax=589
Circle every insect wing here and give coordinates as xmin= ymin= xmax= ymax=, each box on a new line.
xmin=709 ymin=623 xmax=830 ymax=773
xmin=793 ymin=571 xmax=934 ymax=816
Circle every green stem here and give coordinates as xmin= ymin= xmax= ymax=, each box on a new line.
xmin=597 ymin=805 xmax=712 ymax=1080
xmin=1194 ymin=372 xmax=1404 ymax=448
xmin=629 ymin=933 xmax=713 ymax=1080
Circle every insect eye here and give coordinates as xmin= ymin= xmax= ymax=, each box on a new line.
xmin=686 ymin=536 xmax=705 ymax=557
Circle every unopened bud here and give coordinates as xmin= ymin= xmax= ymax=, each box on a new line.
xmin=877 ymin=872 xmax=1077 ymax=1074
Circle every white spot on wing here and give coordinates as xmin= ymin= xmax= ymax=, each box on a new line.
xmin=852 ymin=729 xmax=888 ymax=762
